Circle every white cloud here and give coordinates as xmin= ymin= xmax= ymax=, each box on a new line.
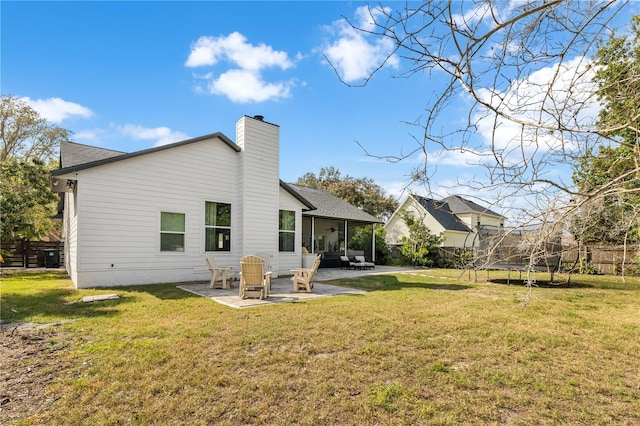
xmin=209 ymin=69 xmax=292 ymax=103
xmin=469 ymin=56 xmax=599 ymax=167
xmin=73 ymin=129 xmax=104 ymax=143
xmin=118 ymin=124 xmax=190 ymax=147
xmin=451 ymin=2 xmax=493 ymax=28
xmin=451 ymin=2 xmax=524 ymax=34
xmin=353 ymin=5 xmax=385 ymax=32
xmin=381 ymin=180 xmax=412 ymax=201
xmin=186 ymin=32 xmax=293 ymax=70
xmin=21 ymin=96 xmax=93 ymax=123
xmin=412 ymin=144 xmax=494 ymax=173
xmin=185 ymin=32 xmax=295 ymax=103
xmin=422 ymin=57 xmax=599 ymax=217
xmin=322 ymin=5 xmax=399 ymax=83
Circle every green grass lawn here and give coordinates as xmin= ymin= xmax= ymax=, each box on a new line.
xmin=2 ymin=269 xmax=640 ymax=425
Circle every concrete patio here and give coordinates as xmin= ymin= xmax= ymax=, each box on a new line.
xmin=178 ymin=265 xmax=417 ymax=308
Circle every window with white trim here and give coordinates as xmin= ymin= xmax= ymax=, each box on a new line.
xmin=279 ymin=210 xmax=295 ymax=252
xmin=160 ymin=211 xmax=185 ymax=252
xmin=205 ymin=201 xmax=231 ymax=251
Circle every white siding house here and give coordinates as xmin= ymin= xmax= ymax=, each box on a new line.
xmin=385 ymin=194 xmax=505 ymax=249
xmin=51 ymin=115 xmax=315 ymax=288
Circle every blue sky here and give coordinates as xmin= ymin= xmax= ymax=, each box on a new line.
xmin=2 ymin=1 xmax=635 ymax=211
xmin=3 ymin=1 xmax=436 ymax=198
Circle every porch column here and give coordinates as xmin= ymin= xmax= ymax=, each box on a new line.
xmin=311 ymin=217 xmax=315 ymax=254
xmin=344 ymin=219 xmax=348 ymax=255
xmin=372 ymin=223 xmax=376 ymax=262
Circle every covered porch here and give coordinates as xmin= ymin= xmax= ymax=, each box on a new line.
xmin=287 ymin=184 xmax=383 ymax=268
xmin=302 ymin=217 xmax=378 ymax=268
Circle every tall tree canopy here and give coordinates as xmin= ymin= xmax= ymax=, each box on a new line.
xmin=0 ymin=159 xmax=57 ymax=242
xmin=0 ymin=95 xmax=67 ymax=242
xmin=1 ymin=95 xmax=70 ymax=162
xmin=296 ymin=166 xmax=398 ymax=220
xmin=593 ymin=15 xmax=640 ymax=147
xmin=570 ymin=14 xmax=640 ymax=247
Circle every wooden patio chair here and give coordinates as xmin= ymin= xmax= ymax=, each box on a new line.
xmin=291 ymin=254 xmax=321 ymax=292
xmin=239 ymin=255 xmax=272 ymax=299
xmin=205 ymin=253 xmax=233 ymax=289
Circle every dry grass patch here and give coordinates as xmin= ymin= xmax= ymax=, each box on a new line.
xmin=1 ymin=269 xmax=639 ymax=425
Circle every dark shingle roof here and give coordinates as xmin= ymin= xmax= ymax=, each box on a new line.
xmin=280 ymin=181 xmax=316 ymax=211
xmin=441 ymin=195 xmax=504 ymax=218
xmin=288 ymin=184 xmax=382 ymax=223
xmin=60 ymin=141 xmax=125 ymax=168
xmin=413 ymin=195 xmax=471 ymax=232
xmin=52 ymin=132 xmax=239 ymax=176
xmin=54 ymin=140 xmax=317 ymax=212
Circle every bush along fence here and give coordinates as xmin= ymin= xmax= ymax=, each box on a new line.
xmin=1 ymin=240 xmax=64 ymax=268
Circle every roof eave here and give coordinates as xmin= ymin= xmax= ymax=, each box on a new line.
xmin=300 ymin=210 xmax=383 ymax=224
xmin=51 ymin=132 xmax=239 ymax=176
xmin=280 ymin=180 xmax=316 ymax=211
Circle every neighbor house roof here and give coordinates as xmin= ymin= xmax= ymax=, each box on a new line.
xmin=287 ymin=184 xmax=382 ymax=223
xmin=413 ymin=195 xmax=472 ymax=232
xmin=441 ymin=195 xmax=504 ymax=218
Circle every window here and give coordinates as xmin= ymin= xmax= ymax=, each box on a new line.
xmin=160 ymin=212 xmax=185 ymax=252
xmin=279 ymin=210 xmax=295 ymax=252
xmin=205 ymin=201 xmax=231 ymax=251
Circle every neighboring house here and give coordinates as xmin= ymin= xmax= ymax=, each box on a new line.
xmin=384 ymin=194 xmax=505 ymax=249
xmin=51 ymin=115 xmax=381 ymax=289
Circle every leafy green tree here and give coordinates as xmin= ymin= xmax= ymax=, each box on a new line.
xmin=297 ymin=166 xmax=398 ymax=220
xmin=1 ymin=95 xmax=69 ymax=162
xmin=0 ymin=95 xmax=68 ymax=243
xmin=399 ymin=211 xmax=443 ymax=267
xmin=571 ymin=15 xmax=640 ymax=246
xmin=348 ymin=225 xmax=392 ymax=265
xmin=593 ymin=15 xmax=640 ymax=147
xmin=572 ymin=147 xmax=640 ymax=244
xmin=1 ymin=159 xmax=57 ymax=242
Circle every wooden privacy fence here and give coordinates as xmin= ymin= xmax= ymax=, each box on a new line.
xmin=439 ymin=244 xmax=640 ymax=276
xmin=1 ymin=240 xmax=64 ymax=268
xmin=561 ymin=244 xmax=639 ymax=275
